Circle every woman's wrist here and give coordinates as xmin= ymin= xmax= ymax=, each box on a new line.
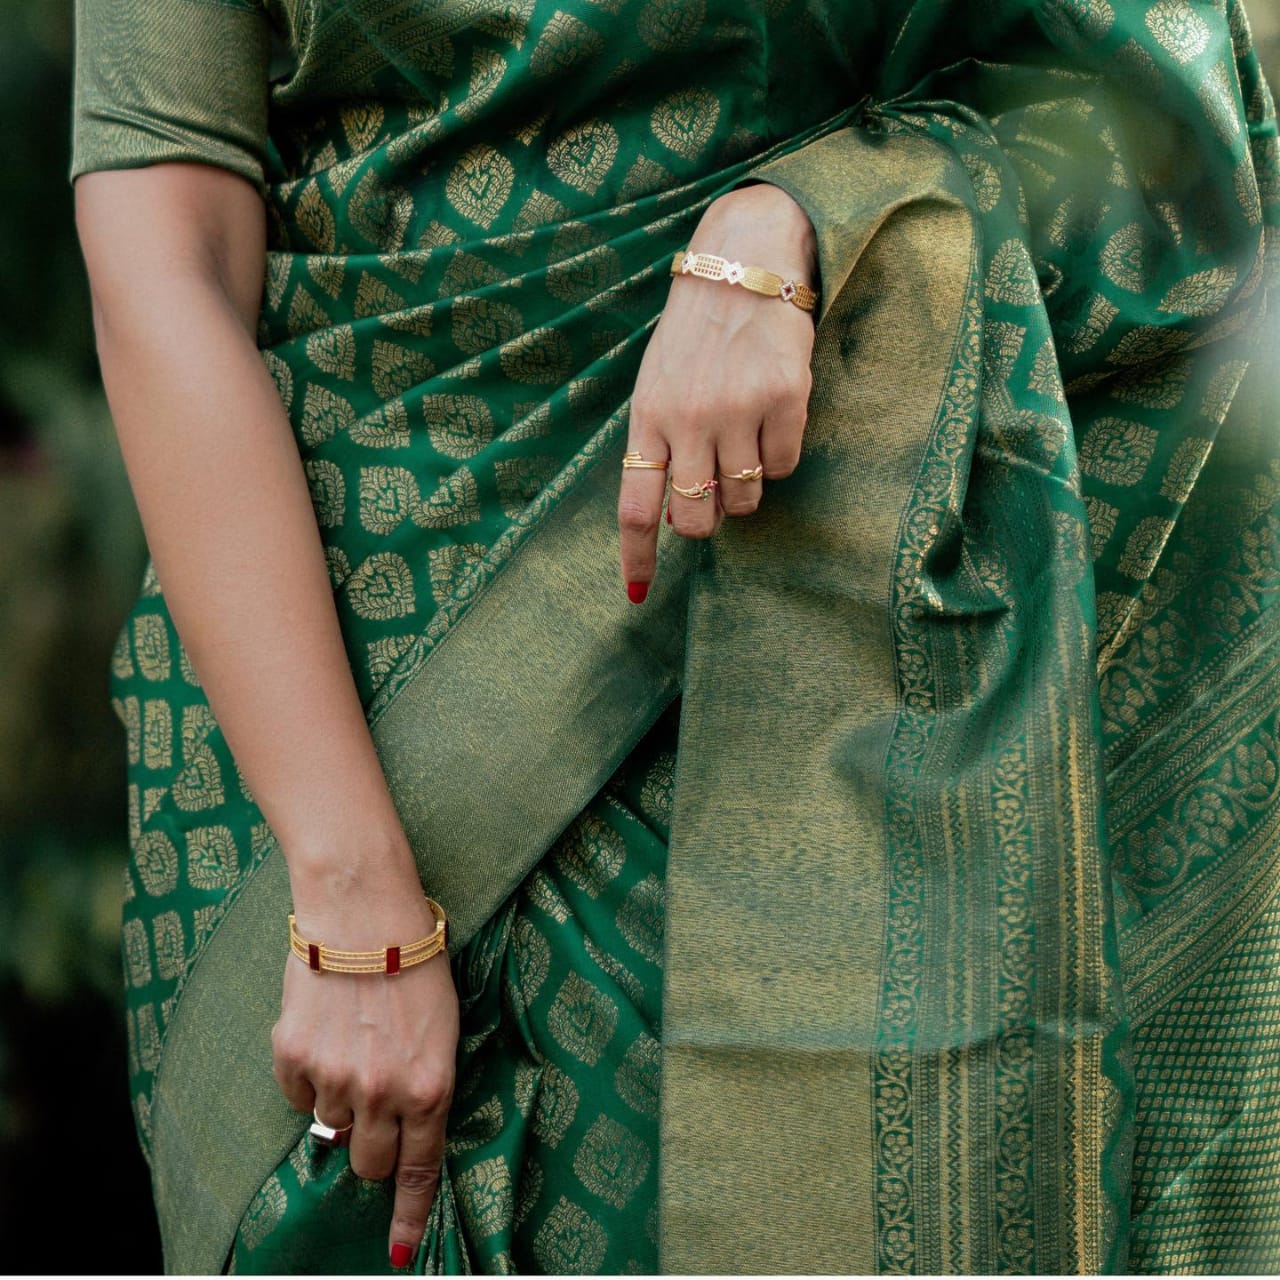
xmin=282 ymin=819 xmax=432 ymax=943
xmin=696 ymin=181 xmax=818 ymax=284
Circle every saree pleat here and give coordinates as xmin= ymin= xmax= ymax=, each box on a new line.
xmin=70 ymin=0 xmax=1280 ymax=1272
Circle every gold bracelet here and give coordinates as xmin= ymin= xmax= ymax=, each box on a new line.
xmin=288 ymin=895 xmax=448 ymax=975
xmin=670 ymin=249 xmax=818 ymax=312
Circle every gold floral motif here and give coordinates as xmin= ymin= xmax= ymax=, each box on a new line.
xmin=530 ymin=10 xmax=603 ymax=78
xmin=133 ymin=614 xmax=171 ymax=683
xmin=547 ymin=119 xmax=620 ymax=195
xmin=1083 ymin=496 xmax=1120 ymax=559
xmin=295 ymin=181 xmax=336 ymax=252
xmin=1200 ymin=359 xmax=1249 ymax=422
xmin=303 ymin=459 xmax=346 ymax=528
xmin=552 ymin=812 xmax=626 ymax=897
xmin=291 ymin=287 xmax=333 ymax=341
xmin=418 ymin=466 xmax=481 ymax=529
xmin=134 ymin=830 xmax=179 ymax=897
xmin=616 ymin=873 xmax=663 ymax=964
xmin=299 ymin=384 xmax=355 ymax=447
xmin=499 ymin=327 xmax=574 ymax=384
xmin=134 ymin=1002 xmax=161 ymax=1074
xmin=636 ymin=0 xmax=704 ymax=50
xmin=306 ymin=255 xmax=346 ymax=299
xmin=985 ymin=238 xmax=1040 ymax=304
xmin=1101 ymin=221 xmax=1153 ymax=292
xmin=513 ymin=188 xmax=572 ymax=233
xmin=583 ymin=935 xmax=644 ymax=1004
xmin=531 ymin=1063 xmax=580 ymax=1148
xmin=152 ymin=911 xmax=185 ymax=981
xmin=572 ymin=1114 xmax=650 ymax=1209
xmin=649 ymin=88 xmax=720 ymax=161
xmin=447 ymin=143 xmax=516 ymax=228
xmin=1065 ymin=292 xmax=1119 ymax=355
xmin=961 ymin=153 xmax=1002 ymax=212
xmin=341 ymin=101 xmax=384 ymax=152
xmin=1145 ymin=0 xmax=1212 ymax=65
xmin=350 ymin=400 xmax=411 ymax=450
xmin=527 ymin=870 xmax=573 ymax=921
xmin=1159 ymin=436 xmax=1214 ymax=503
xmin=305 ymin=324 xmax=357 ymax=381
xmin=372 ymin=340 xmax=434 ymax=399
xmin=366 ymin=635 xmax=415 ymax=683
xmin=1108 ymin=356 xmax=1190 ymax=409
xmin=171 ymin=743 xmax=226 ymax=812
xmin=618 ymin=154 xmax=674 ymax=202
xmin=1079 ymin=416 xmax=1158 ymax=486
xmin=1118 ymin=515 xmax=1178 ymax=579
xmin=123 ymin=917 xmax=152 ymax=989
xmin=1106 ymin=323 xmax=1191 ymax=366
xmin=354 ymin=273 xmax=406 ymax=320
xmin=451 ymin=296 xmax=525 ymax=355
xmin=532 ymin=1196 xmax=608 ymax=1274
xmin=492 ymin=455 xmax=557 ymax=518
xmin=1198 ymin=62 xmax=1240 ymax=144
xmin=614 ymin=1032 xmax=661 ymax=1118
xmin=456 ymin=48 xmax=509 ymax=123
xmin=546 ymin=971 xmax=618 ymax=1065
xmin=262 ymin=350 xmax=294 ymax=410
xmin=239 ymin=1174 xmax=287 ymax=1251
xmin=513 ymin=914 xmax=551 ymax=1003
xmin=345 ymin=552 xmax=416 ymax=621
xmin=1158 ymin=266 xmax=1237 ymax=317
xmin=186 ymin=825 xmax=240 ymax=892
xmin=142 ymin=698 xmax=172 ymax=770
xmin=455 ymin=1155 xmax=514 ymax=1238
xmin=427 ymin=542 xmax=487 ymax=603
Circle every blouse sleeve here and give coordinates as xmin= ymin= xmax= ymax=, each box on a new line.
xmin=70 ymin=0 xmax=272 ymax=192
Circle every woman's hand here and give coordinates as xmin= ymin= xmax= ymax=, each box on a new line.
xmin=618 ymin=182 xmax=818 ymax=598
xmin=271 ymin=872 xmax=460 ymax=1270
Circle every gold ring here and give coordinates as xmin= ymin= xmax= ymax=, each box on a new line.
xmin=309 ymin=1109 xmax=354 ymax=1145
xmin=720 ymin=465 xmax=764 ymax=483
xmin=622 ymin=451 xmax=669 ymax=471
xmin=670 ymin=478 xmax=719 ymax=500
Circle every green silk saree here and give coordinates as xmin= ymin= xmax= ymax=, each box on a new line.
xmin=72 ymin=0 xmax=1280 ymax=1272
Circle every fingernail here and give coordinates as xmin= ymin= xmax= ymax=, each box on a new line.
xmin=390 ymin=1242 xmax=413 ymax=1269
xmin=627 ymin=581 xmax=650 ymax=605
xmin=665 ymin=503 xmax=672 ymax=525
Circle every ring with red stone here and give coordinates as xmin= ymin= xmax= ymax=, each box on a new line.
xmin=670 ymin=477 xmax=719 ymax=501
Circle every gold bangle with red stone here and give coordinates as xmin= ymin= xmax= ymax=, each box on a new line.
xmin=288 ymin=895 xmax=448 ymax=975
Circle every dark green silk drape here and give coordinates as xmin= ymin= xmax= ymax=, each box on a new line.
xmin=72 ymin=0 xmax=1279 ymax=1271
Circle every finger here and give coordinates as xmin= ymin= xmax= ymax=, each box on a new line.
xmin=347 ymin=1105 xmax=400 ymax=1183
xmin=668 ymin=444 xmax=722 ymax=540
xmin=716 ymin=437 xmax=765 ymax=516
xmin=759 ymin=381 xmax=809 ymax=480
xmin=308 ymin=1095 xmax=355 ymax=1148
xmin=271 ymin=1023 xmax=318 ymax=1114
xmin=388 ymin=1105 xmax=448 ymax=1271
xmin=618 ymin=436 xmax=669 ymax=602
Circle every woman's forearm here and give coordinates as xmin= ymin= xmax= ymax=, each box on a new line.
xmin=78 ymin=167 xmax=423 ymax=938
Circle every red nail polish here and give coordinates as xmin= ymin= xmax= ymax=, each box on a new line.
xmin=390 ymin=1242 xmax=413 ymax=1269
xmin=665 ymin=503 xmax=672 ymax=525
xmin=627 ymin=581 xmax=650 ymax=605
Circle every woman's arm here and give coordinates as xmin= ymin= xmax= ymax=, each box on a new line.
xmin=618 ymin=181 xmax=818 ymax=591
xmin=75 ymin=162 xmax=457 ymax=1268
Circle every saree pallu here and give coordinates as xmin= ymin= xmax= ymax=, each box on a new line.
xmin=71 ymin=0 xmax=1280 ymax=1272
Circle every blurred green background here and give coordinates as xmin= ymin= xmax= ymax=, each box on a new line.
xmin=1 ymin=2 xmax=1278 ymax=1273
